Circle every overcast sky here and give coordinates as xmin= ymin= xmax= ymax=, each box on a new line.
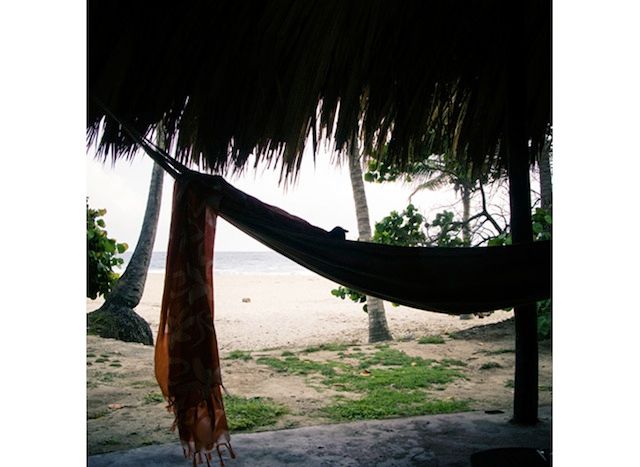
xmin=86 ymin=144 xmax=464 ymax=253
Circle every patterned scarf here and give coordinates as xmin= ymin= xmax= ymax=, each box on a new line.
xmin=155 ymin=180 xmax=233 ymax=466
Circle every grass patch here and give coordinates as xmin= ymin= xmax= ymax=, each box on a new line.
xmin=418 ymin=335 xmax=445 ymax=345
xmin=324 ymin=389 xmax=469 ymax=421
xmin=226 ymin=350 xmax=252 ymax=361
xmin=88 ymin=410 xmax=109 ymax=420
xmin=224 ymin=395 xmax=287 ymax=431
xmin=258 ymin=346 xmax=469 ymax=423
xmin=94 ymin=358 xmax=108 ymax=363
xmin=96 ymin=372 xmax=118 ymax=383
xmin=302 ymin=343 xmax=351 ymax=353
xmin=256 ymin=356 xmax=339 ymax=377
xmin=338 ymin=351 xmax=366 ymax=360
xmin=479 ymin=362 xmax=502 ymax=370
xmin=482 ymin=348 xmax=515 ymax=355
xmin=323 ymin=347 xmax=467 ymax=421
xmin=99 ymin=438 xmax=120 ymax=446
xmin=258 ymin=348 xmax=463 ymax=391
xmin=504 ymin=379 xmax=515 ymax=388
xmin=440 ymin=358 xmax=467 ymax=367
xmin=87 ymin=353 xmax=96 ymax=358
xmin=143 ymin=392 xmax=165 ymax=404
xmin=539 ymin=385 xmax=552 ymax=392
xmin=109 ymin=363 xmax=122 ymax=368
xmin=360 ymin=347 xmax=425 ymax=368
xmin=131 ymin=380 xmax=158 ymax=389
xmin=281 ymin=351 xmax=295 ymax=357
xmin=326 ymin=363 xmax=463 ymax=392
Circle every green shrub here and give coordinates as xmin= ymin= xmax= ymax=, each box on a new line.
xmin=537 ymin=299 xmax=551 ymax=340
xmin=86 ymin=201 xmax=128 ymax=299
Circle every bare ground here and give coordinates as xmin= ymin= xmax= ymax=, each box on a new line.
xmin=87 ymin=318 xmax=551 ymax=455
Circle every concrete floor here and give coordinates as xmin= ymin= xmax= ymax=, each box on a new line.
xmin=88 ymin=406 xmax=551 ymax=467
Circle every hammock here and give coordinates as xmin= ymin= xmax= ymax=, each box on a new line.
xmin=196 ymin=173 xmax=550 ymax=314
xmin=155 ymin=173 xmax=551 ymax=465
xmin=96 ymin=108 xmax=550 ymax=464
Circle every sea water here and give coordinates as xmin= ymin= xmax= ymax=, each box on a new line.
xmin=116 ymin=250 xmax=309 ymax=275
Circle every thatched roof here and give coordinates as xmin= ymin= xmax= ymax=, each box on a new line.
xmin=88 ymin=0 xmax=550 ymax=178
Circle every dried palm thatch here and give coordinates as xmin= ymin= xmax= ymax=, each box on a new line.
xmin=87 ymin=0 xmax=550 ymax=179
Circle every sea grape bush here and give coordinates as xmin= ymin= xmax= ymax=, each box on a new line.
xmin=487 ymin=207 xmax=551 ymax=246
xmin=426 ymin=210 xmax=468 ymax=247
xmin=87 ymin=201 xmax=128 ymax=299
xmin=331 ymin=205 xmax=461 ymax=311
xmin=372 ymin=204 xmax=428 ymax=247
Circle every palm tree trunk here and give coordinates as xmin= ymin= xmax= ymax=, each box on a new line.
xmin=538 ymin=144 xmax=552 ymax=211
xmin=458 ymin=184 xmax=476 ymax=320
xmin=87 ymin=130 xmax=165 ymax=345
xmin=461 ymin=185 xmax=471 ymax=246
xmin=348 ymin=143 xmax=392 ymax=343
xmin=107 ymin=161 xmax=164 ymax=308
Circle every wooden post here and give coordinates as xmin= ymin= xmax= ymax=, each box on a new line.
xmin=506 ymin=2 xmax=538 ymax=425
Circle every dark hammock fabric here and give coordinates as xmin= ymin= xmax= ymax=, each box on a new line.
xmin=156 ymin=173 xmax=551 ymax=464
xmin=190 ymin=173 xmax=550 ymax=314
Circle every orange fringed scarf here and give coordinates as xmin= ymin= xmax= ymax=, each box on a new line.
xmin=155 ymin=180 xmax=234 ymax=466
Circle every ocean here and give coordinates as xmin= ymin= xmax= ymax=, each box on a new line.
xmin=117 ymin=250 xmax=310 ymax=275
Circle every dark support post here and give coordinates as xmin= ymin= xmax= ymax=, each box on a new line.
xmin=506 ymin=2 xmax=538 ymax=425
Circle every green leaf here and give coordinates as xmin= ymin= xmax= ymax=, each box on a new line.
xmin=101 ymin=238 xmax=116 ymax=253
xmin=96 ymin=219 xmax=105 ymax=227
xmin=117 ymin=242 xmax=128 ymax=254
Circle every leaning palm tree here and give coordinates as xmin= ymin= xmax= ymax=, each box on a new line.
xmin=348 ymin=141 xmax=393 ymax=343
xmin=87 ymin=133 xmax=165 ymax=345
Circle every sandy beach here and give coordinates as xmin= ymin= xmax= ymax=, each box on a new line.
xmin=87 ymin=272 xmax=515 ymax=350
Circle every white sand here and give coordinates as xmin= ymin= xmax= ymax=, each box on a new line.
xmin=87 ymin=273 xmax=513 ymax=351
